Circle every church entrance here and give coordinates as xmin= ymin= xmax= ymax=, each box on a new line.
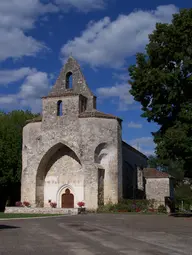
xmin=61 ymin=189 xmax=74 ymax=208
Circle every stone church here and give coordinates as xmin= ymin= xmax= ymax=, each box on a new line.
xmin=21 ymin=56 xmax=172 ymax=210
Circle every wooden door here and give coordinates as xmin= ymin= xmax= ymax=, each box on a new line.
xmin=62 ymin=189 xmax=74 ymax=208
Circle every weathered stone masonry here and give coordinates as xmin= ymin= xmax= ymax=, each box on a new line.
xmin=21 ymin=56 xmax=173 ymax=210
xmin=21 ymin=56 xmax=122 ymax=210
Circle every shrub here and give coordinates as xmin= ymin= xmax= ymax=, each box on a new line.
xmin=97 ymin=199 xmax=154 ymax=213
xmin=157 ymin=205 xmax=167 ymax=213
xmin=15 ymin=201 xmax=23 ymax=207
xmin=77 ymin=201 xmax=85 ymax=207
xmin=50 ymin=202 xmax=57 ymax=208
xmin=23 ymin=201 xmax=31 ymax=207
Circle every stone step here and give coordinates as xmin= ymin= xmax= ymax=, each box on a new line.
xmin=4 ymin=207 xmax=79 ymax=215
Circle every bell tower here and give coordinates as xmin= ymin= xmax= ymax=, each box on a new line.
xmin=41 ymin=56 xmax=97 ymax=129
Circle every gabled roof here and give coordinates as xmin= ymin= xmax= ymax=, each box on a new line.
xmin=122 ymin=140 xmax=148 ymax=159
xmin=47 ymin=56 xmax=94 ymax=98
xmin=143 ymin=168 xmax=170 ymax=178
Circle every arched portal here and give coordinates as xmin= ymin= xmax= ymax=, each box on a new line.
xmin=61 ymin=189 xmax=74 ymax=208
xmin=36 ymin=143 xmax=81 ymax=207
xmin=94 ymin=143 xmax=109 ymax=206
xmin=94 ymin=142 xmax=117 ymax=206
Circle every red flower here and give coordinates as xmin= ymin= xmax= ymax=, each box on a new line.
xmin=15 ymin=201 xmax=23 ymax=207
xmin=23 ymin=201 xmax=30 ymax=207
xmin=50 ymin=202 xmax=57 ymax=208
xmin=77 ymin=201 xmax=85 ymax=207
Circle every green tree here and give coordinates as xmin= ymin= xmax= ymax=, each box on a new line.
xmin=147 ymin=155 xmax=184 ymax=186
xmin=128 ymin=8 xmax=192 ymax=177
xmin=0 ymin=110 xmax=38 ymax=208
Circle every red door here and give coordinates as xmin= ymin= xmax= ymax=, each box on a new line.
xmin=62 ymin=189 xmax=74 ymax=208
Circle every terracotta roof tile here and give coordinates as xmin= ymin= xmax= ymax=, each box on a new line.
xmin=79 ymin=110 xmax=122 ymax=122
xmin=143 ymin=168 xmax=170 ymax=178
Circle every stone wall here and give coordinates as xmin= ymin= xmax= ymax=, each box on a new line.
xmin=145 ymin=177 xmax=170 ymax=206
xmin=22 ymin=111 xmax=121 ymax=210
xmin=4 ymin=207 xmax=78 ymax=215
xmin=21 ymin=56 xmax=122 ymax=211
xmin=122 ymin=143 xmax=147 ymax=199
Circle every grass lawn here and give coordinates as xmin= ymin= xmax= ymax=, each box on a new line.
xmin=0 ymin=212 xmax=62 ymax=219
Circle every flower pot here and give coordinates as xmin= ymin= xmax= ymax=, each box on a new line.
xmin=78 ymin=207 xmax=86 ymax=214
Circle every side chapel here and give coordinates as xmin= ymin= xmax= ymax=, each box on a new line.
xmin=21 ymin=57 xmax=172 ymax=210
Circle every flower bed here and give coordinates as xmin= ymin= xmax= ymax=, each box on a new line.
xmin=97 ymin=199 xmax=167 ymax=214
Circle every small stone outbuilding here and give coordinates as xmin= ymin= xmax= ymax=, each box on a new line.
xmin=21 ymin=57 xmax=173 ymax=210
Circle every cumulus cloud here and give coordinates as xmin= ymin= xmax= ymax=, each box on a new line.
xmin=61 ymin=4 xmax=178 ymax=68
xmin=54 ymin=0 xmax=106 ymax=12
xmin=0 ymin=68 xmax=51 ymax=112
xmin=127 ymin=121 xmax=142 ymax=129
xmin=96 ymin=83 xmax=135 ymax=111
xmin=0 ymin=0 xmax=109 ymax=62
xmin=0 ymin=29 xmax=47 ymax=61
xmin=0 ymin=0 xmax=58 ymax=30
xmin=0 ymin=68 xmax=35 ymax=85
xmin=0 ymin=0 xmax=57 ymax=61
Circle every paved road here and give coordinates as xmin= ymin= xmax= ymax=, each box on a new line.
xmin=0 ymin=214 xmax=192 ymax=255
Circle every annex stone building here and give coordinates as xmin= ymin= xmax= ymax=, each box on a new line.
xmin=21 ymin=57 xmax=173 ymax=210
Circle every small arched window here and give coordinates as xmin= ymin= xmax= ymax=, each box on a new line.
xmin=57 ymin=100 xmax=63 ymax=116
xmin=66 ymin=72 xmax=72 ymax=89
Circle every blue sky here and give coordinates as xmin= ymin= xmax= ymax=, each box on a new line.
xmin=0 ymin=0 xmax=189 ymax=156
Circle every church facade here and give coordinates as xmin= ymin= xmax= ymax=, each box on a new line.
xmin=21 ymin=57 xmax=172 ymax=210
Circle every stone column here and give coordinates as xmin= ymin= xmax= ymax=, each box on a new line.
xmin=21 ymin=165 xmax=37 ymax=207
xmin=83 ymin=163 xmax=98 ymax=210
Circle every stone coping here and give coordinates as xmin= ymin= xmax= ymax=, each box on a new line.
xmin=4 ymin=207 xmax=79 ymax=215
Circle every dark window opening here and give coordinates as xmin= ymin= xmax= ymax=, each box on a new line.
xmin=57 ymin=100 xmax=63 ymax=116
xmin=66 ymin=72 xmax=73 ymax=89
xmin=80 ymin=97 xmax=87 ymax=113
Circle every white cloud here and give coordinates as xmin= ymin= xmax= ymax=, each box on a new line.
xmin=0 ymin=0 xmax=57 ymax=62
xmin=129 ymin=136 xmax=155 ymax=156
xmin=54 ymin=0 xmax=106 ymax=12
xmin=0 ymin=28 xmax=47 ymax=61
xmin=0 ymin=0 xmax=108 ymax=62
xmin=0 ymin=0 xmax=58 ymax=30
xmin=0 ymin=68 xmax=51 ymax=112
xmin=128 ymin=121 xmax=142 ymax=129
xmin=0 ymin=68 xmax=36 ymax=85
xmin=96 ymin=83 xmax=135 ymax=111
xmin=143 ymin=150 xmax=155 ymax=156
xmin=61 ymin=4 xmax=178 ymax=68
xmin=130 ymin=137 xmax=154 ymax=146
xmin=112 ymin=72 xmax=129 ymax=81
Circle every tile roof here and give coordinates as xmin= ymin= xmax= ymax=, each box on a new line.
xmin=79 ymin=110 xmax=122 ymax=122
xmin=143 ymin=168 xmax=170 ymax=178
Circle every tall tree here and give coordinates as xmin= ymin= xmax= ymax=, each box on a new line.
xmin=0 ymin=110 xmax=38 ymax=208
xmin=128 ymin=9 xmax=192 ymax=177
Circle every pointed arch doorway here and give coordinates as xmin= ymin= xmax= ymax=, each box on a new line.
xmin=62 ymin=188 xmax=74 ymax=208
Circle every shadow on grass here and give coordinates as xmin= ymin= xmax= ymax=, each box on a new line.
xmin=0 ymin=225 xmax=20 ymax=230
xmin=169 ymin=213 xmax=192 ymax=218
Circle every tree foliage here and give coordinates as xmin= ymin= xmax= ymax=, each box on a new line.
xmin=0 ymin=110 xmax=38 ymax=207
xmin=147 ymin=155 xmax=184 ymax=186
xmin=0 ymin=110 xmax=37 ymax=186
xmin=129 ymin=9 xmax=192 ymax=177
